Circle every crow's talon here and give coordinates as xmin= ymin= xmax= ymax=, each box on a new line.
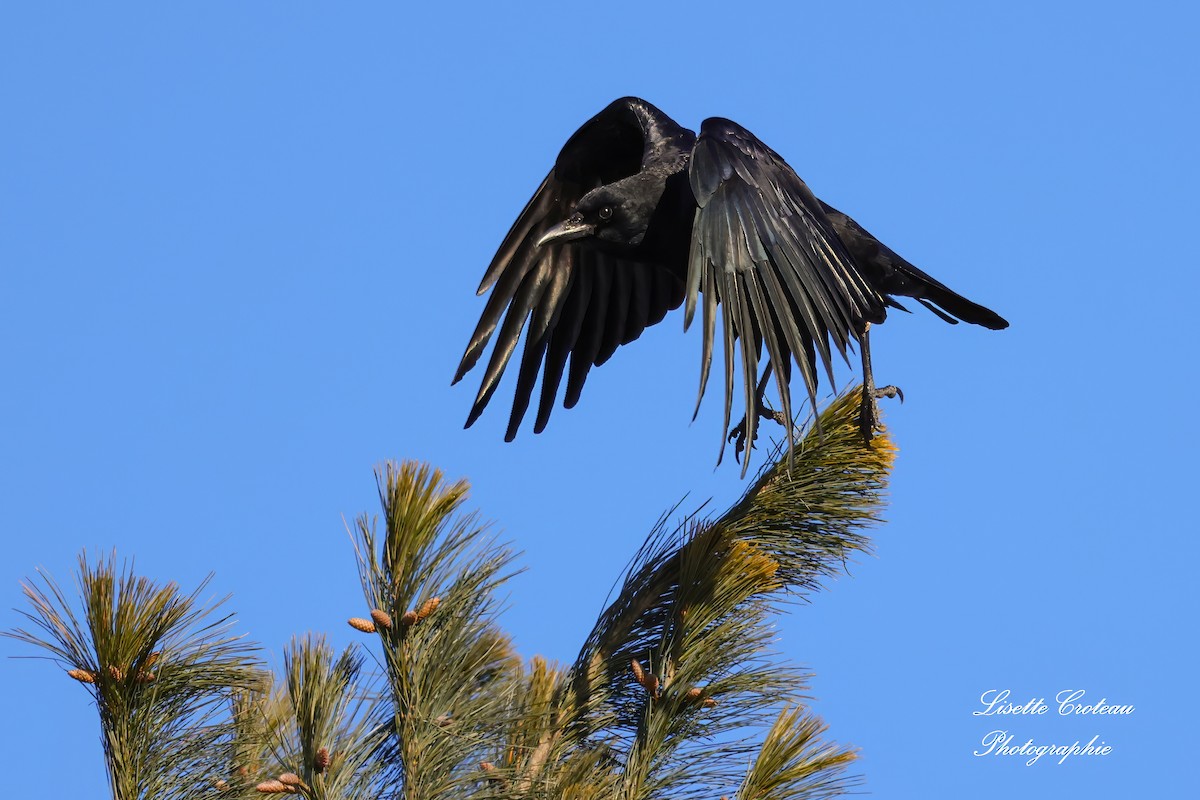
xmin=728 ymin=415 xmax=758 ymax=463
xmin=873 ymin=384 xmax=903 ymax=403
xmin=728 ymin=403 xmax=796 ymax=462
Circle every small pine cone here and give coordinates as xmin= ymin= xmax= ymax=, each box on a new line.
xmin=702 ymin=697 xmax=718 ymax=708
xmin=435 ymin=713 xmax=454 ymax=727
xmin=347 ymin=617 xmax=376 ymax=633
xmin=107 ymin=665 xmax=124 ymax=681
xmin=399 ymin=610 xmax=418 ymax=627
xmin=67 ymin=668 xmax=96 ymax=684
xmin=214 ymin=779 xmax=229 ymax=792
xmin=630 ymin=659 xmax=645 ymax=686
xmin=135 ymin=671 xmax=156 ymax=683
xmin=416 ymin=596 xmax=440 ymax=620
xmin=314 ymin=747 xmax=330 ymax=773
xmin=278 ymin=772 xmax=305 ymax=789
xmin=479 ymin=761 xmax=495 ymax=772
xmin=255 ymin=780 xmax=288 ymax=793
xmin=644 ymin=673 xmax=660 ymax=699
xmin=686 ymin=687 xmax=703 ymax=702
xmin=369 ymin=609 xmax=394 ymax=631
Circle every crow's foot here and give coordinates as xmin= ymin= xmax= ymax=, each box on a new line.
xmin=859 ymin=384 xmax=904 ymax=441
xmin=728 ymin=402 xmax=793 ymax=463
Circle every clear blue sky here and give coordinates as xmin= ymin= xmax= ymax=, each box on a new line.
xmin=2 ymin=2 xmax=1195 ymax=797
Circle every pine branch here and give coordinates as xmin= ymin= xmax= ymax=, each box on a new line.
xmin=722 ymin=388 xmax=896 ymax=590
xmin=346 ymin=461 xmax=523 ymax=800
xmin=230 ymin=635 xmax=393 ymax=800
xmin=545 ymin=387 xmax=892 ymax=800
xmin=4 ymin=551 xmax=264 ymax=800
xmin=736 ymin=706 xmax=859 ymax=800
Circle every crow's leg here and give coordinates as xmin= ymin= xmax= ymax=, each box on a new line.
xmin=858 ymin=322 xmax=903 ymax=440
xmin=728 ymin=364 xmax=794 ymax=462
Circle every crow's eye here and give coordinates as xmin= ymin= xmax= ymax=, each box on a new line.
xmin=598 ymin=205 xmax=613 ymax=221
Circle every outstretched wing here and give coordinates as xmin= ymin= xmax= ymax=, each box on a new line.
xmin=454 ymin=102 xmax=685 ymax=441
xmin=686 ymin=118 xmax=886 ymax=469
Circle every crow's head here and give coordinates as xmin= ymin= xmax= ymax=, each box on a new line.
xmin=536 ymin=175 xmax=661 ymax=250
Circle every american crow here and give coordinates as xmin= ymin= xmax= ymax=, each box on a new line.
xmin=454 ymin=97 xmax=1007 ymax=471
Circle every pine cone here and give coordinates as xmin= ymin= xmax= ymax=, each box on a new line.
xmin=107 ymin=665 xmax=124 ymax=681
xmin=314 ymin=747 xmax=331 ymax=773
xmin=278 ymin=772 xmax=305 ymax=789
xmin=416 ymin=596 xmax=440 ymax=620
xmin=255 ymin=780 xmax=288 ymax=793
xmin=67 ymin=668 xmax=96 ymax=684
xmin=630 ymin=659 xmax=645 ymax=686
xmin=347 ymin=617 xmax=376 ymax=633
xmin=369 ymin=609 xmax=394 ymax=631
xmin=400 ymin=610 xmax=418 ymax=627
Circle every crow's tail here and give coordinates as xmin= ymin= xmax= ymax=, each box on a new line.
xmin=898 ymin=264 xmax=1009 ymax=330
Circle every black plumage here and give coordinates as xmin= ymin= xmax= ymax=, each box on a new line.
xmin=454 ymin=97 xmax=1007 ymax=470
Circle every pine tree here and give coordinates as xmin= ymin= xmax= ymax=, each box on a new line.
xmin=9 ymin=387 xmax=894 ymax=800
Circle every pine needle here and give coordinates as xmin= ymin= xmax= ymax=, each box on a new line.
xmin=4 ymin=551 xmax=265 ymax=800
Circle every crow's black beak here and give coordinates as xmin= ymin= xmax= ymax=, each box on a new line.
xmin=536 ymin=214 xmax=594 ymax=247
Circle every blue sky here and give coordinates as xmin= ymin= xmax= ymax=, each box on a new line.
xmin=2 ymin=2 xmax=1196 ymax=797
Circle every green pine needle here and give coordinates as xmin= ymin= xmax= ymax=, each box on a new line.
xmin=5 ymin=551 xmax=264 ymax=800
xmin=8 ymin=387 xmax=893 ymax=800
xmin=737 ymin=706 xmax=860 ymax=800
xmin=349 ymin=461 xmax=523 ymax=800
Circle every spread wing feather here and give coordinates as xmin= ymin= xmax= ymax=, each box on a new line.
xmin=455 ymin=173 xmax=683 ymax=440
xmin=456 ymin=97 xmax=707 ymax=439
xmin=685 ymin=118 xmax=886 ymax=469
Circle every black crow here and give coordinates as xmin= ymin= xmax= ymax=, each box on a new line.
xmin=454 ymin=97 xmax=1007 ymax=471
